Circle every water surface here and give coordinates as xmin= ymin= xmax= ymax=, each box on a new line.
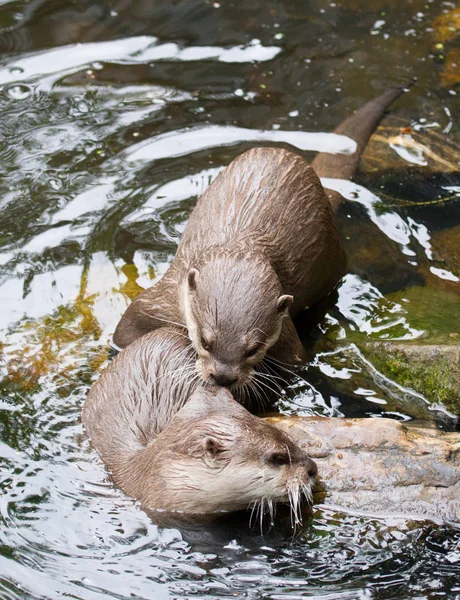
xmin=1 ymin=0 xmax=460 ymax=597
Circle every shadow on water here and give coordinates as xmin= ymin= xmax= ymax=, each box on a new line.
xmin=1 ymin=0 xmax=460 ymax=597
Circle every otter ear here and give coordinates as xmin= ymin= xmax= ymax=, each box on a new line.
xmin=187 ymin=268 xmax=199 ymax=292
xmin=277 ymin=294 xmax=293 ymax=316
xmin=204 ymin=437 xmax=224 ymax=459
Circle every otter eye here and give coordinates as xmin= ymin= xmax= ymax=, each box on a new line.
xmin=200 ymin=336 xmax=212 ymax=352
xmin=245 ymin=344 xmax=262 ymax=359
xmin=267 ymin=453 xmax=290 ymax=467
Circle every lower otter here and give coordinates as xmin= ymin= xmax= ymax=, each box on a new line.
xmin=82 ymin=328 xmax=317 ymax=517
xmin=113 ymin=85 xmax=410 ymax=393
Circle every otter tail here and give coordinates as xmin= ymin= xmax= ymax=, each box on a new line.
xmin=311 ymin=82 xmax=413 ymax=181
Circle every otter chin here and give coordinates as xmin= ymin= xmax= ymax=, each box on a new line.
xmin=82 ymin=329 xmax=317 ymax=519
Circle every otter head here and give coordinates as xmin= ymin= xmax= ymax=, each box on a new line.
xmin=181 ymin=256 xmax=293 ymax=390
xmin=147 ymin=388 xmax=317 ymax=517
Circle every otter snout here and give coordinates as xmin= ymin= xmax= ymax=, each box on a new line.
xmin=209 ymin=362 xmax=239 ymax=387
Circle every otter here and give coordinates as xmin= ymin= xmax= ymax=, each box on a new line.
xmin=82 ymin=328 xmax=317 ymax=517
xmin=113 ymin=85 xmax=410 ymax=393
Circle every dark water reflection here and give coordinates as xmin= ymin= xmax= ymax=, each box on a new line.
xmin=1 ymin=0 xmax=460 ymax=597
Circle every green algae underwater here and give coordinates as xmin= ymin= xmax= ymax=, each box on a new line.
xmin=1 ymin=0 xmax=460 ymax=598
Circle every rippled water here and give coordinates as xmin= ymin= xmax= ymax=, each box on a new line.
xmin=1 ymin=0 xmax=460 ymax=597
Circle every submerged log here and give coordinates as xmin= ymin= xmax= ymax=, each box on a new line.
xmin=269 ymin=416 xmax=460 ymax=523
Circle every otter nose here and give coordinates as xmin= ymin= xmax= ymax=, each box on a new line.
xmin=306 ymin=458 xmax=318 ymax=479
xmin=210 ymin=372 xmax=238 ymax=387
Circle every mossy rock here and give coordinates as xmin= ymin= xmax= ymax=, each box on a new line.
xmin=315 ymin=282 xmax=460 ymax=422
xmin=362 ymin=342 xmax=460 ymax=417
xmin=384 ymin=285 xmax=460 ymax=344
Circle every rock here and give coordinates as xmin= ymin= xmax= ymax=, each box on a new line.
xmin=363 ymin=342 xmax=460 ymax=417
xmin=383 ymin=286 xmax=460 ymax=343
xmin=360 ymin=115 xmax=460 ymax=175
xmin=270 ymin=415 xmax=460 ymax=523
xmin=303 ymin=338 xmax=456 ymax=426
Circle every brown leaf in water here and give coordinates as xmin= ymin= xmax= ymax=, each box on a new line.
xmin=3 ymin=283 xmax=104 ymax=390
xmin=440 ymin=48 xmax=460 ymax=87
xmin=432 ymin=7 xmax=460 ymax=44
xmin=119 ymin=263 xmax=146 ymax=300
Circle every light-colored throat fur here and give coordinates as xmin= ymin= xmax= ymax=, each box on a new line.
xmin=180 ymin=276 xmax=201 ymax=351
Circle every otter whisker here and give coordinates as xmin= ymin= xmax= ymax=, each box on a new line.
xmin=252 ymin=383 xmax=266 ymax=414
xmin=154 ymin=370 xmax=196 ymax=396
xmin=249 ymin=500 xmax=258 ymax=529
xmin=243 ymin=380 xmax=257 ymax=410
xmin=249 ymin=379 xmax=269 ymax=412
xmin=264 ymin=355 xmax=300 ymax=369
xmin=169 ymin=369 xmax=200 ymax=400
xmin=260 ymin=497 xmax=265 ymax=534
xmin=289 ymin=481 xmax=305 ymax=530
xmin=160 ymin=357 xmax=196 ymax=384
xmin=258 ymin=362 xmax=287 ymax=385
xmin=262 ymin=360 xmax=290 ymax=387
xmin=265 ymin=356 xmax=315 ymax=390
xmin=267 ymin=498 xmax=275 ymax=527
xmin=242 ymin=383 xmax=257 ymax=410
xmin=249 ymin=377 xmax=265 ymax=403
xmin=138 ymin=310 xmax=187 ymax=331
xmin=257 ymin=363 xmax=286 ymax=386
xmin=234 ymin=382 xmax=251 ymax=408
xmin=264 ymin=357 xmax=303 ymax=381
xmin=234 ymin=384 xmax=246 ymax=407
xmin=249 ymin=497 xmax=264 ymax=534
xmin=301 ymin=483 xmax=313 ymax=506
xmin=153 ymin=363 xmax=196 ymax=384
xmin=264 ymin=360 xmax=310 ymax=386
xmin=288 ymin=489 xmax=294 ymax=530
xmin=252 ymin=376 xmax=281 ymax=400
xmin=150 ymin=344 xmax=195 ymax=374
xmin=254 ymin=370 xmax=284 ymax=394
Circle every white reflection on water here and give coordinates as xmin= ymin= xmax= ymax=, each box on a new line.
xmin=123 ymin=167 xmax=224 ymax=222
xmin=0 ymin=36 xmax=282 ymax=87
xmin=52 ymin=180 xmax=117 ymax=223
xmin=322 ymin=179 xmax=460 ymax=288
xmin=86 ymin=251 xmax=130 ymax=337
xmin=336 ymin=274 xmax=424 ymax=340
xmin=22 ymin=224 xmax=91 ymax=253
xmin=321 ymin=178 xmax=414 ymax=251
xmin=0 ymin=264 xmax=82 ymax=330
xmin=125 ymin=126 xmax=357 ymax=162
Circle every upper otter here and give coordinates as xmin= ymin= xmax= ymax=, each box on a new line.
xmin=113 ymin=85 xmax=410 ymax=393
xmin=82 ymin=328 xmax=317 ymax=516
xmin=177 ymin=152 xmax=342 ymax=390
